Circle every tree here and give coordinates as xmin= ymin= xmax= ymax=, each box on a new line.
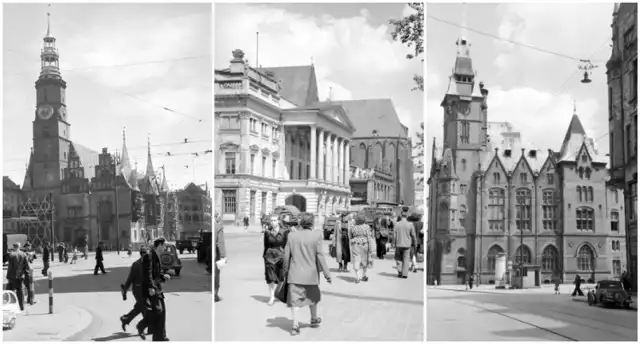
xmin=389 ymin=3 xmax=424 ymax=92
xmin=413 ymin=122 xmax=425 ymax=186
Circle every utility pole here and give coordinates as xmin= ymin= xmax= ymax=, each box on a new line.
xmin=517 ymin=194 xmax=525 ymax=289
xmin=113 ymin=154 xmax=120 ymax=253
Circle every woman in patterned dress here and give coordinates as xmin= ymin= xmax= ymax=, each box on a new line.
xmin=349 ymin=214 xmax=376 ymax=283
xmin=263 ymin=214 xmax=289 ymax=305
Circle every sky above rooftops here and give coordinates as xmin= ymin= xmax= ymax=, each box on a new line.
xmin=427 ymin=3 xmax=613 ymax=177
xmin=214 ymin=2 xmax=423 ymax=141
xmin=3 ymin=3 xmax=212 ymax=190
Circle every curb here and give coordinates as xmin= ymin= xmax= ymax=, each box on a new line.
xmin=3 ymin=304 xmax=93 ymax=341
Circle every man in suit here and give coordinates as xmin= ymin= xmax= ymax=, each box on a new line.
xmin=120 ymin=246 xmax=150 ymax=338
xmin=94 ymin=241 xmax=107 ymax=275
xmin=215 ymin=212 xmax=226 ymax=303
xmin=283 ymin=213 xmax=331 ymax=334
xmin=42 ymin=241 xmax=50 ymax=276
xmin=7 ymin=242 xmax=31 ymax=311
xmin=394 ymin=207 xmax=416 ymax=278
xmin=142 ymin=237 xmax=171 ymax=341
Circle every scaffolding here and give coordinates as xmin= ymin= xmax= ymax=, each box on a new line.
xmin=18 ymin=195 xmax=56 ymax=248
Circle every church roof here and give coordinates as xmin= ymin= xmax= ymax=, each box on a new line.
xmin=256 ymin=65 xmax=319 ymax=107
xmin=325 ymin=99 xmax=408 ymax=138
xmin=480 ymin=121 xmax=546 ymax=173
xmin=72 ymin=141 xmax=100 ymax=180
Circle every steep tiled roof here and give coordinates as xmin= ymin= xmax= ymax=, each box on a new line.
xmin=558 ymin=114 xmax=607 ymax=164
xmin=291 ymin=102 xmax=356 ymax=131
xmin=72 ymin=141 xmax=100 ymax=180
xmin=325 ymin=99 xmax=408 ymax=138
xmin=257 ymin=65 xmax=319 ymax=107
xmin=3 ymin=176 xmax=21 ymax=191
xmin=481 ymin=122 xmax=546 ymax=173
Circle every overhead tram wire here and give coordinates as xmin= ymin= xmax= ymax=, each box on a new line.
xmin=4 ymin=48 xmax=208 ymax=124
xmin=427 ymin=15 xmax=607 ymax=63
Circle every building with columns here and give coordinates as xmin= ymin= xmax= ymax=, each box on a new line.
xmin=427 ymin=28 xmax=627 ymax=286
xmin=215 ymin=49 xmax=413 ymax=226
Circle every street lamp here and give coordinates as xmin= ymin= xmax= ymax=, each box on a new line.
xmin=517 ymin=193 xmax=525 ymax=289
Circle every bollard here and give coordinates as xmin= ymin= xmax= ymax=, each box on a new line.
xmin=48 ymin=270 xmax=53 ymax=314
xmin=30 ymin=268 xmax=35 ymax=304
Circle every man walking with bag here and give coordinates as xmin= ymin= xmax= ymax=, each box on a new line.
xmin=142 ymin=237 xmax=171 ymax=341
xmin=394 ymin=207 xmax=416 ymax=279
xmin=120 ymin=246 xmax=150 ymax=339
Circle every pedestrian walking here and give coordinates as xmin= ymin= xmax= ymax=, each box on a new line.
xmin=393 ymin=207 xmax=416 ymax=278
xmin=120 ymin=246 xmax=150 ymax=339
xmin=571 ymin=274 xmax=584 ymax=296
xmin=468 ymin=275 xmax=474 ymax=290
xmin=42 ymin=241 xmax=50 ymax=276
xmin=348 ymin=214 xmax=375 ymax=284
xmin=94 ymin=242 xmax=107 ymax=275
xmin=282 ymin=212 xmax=331 ymax=336
xmin=6 ymin=243 xmax=30 ymax=311
xmin=141 ymin=237 xmax=171 ymax=341
xmin=263 ymin=214 xmax=289 ymax=305
xmin=57 ymin=242 xmax=64 ymax=262
xmin=243 ymin=215 xmax=249 ymax=230
xmin=554 ymin=275 xmax=560 ymax=295
xmin=375 ymin=216 xmax=391 ymax=259
xmin=71 ymin=246 xmax=78 ymax=264
xmin=333 ymin=213 xmax=351 ymax=272
xmin=408 ymin=212 xmax=422 ymax=273
xmin=215 ymin=213 xmax=227 ymax=303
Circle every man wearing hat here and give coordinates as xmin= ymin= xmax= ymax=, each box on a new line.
xmin=7 ymin=242 xmax=31 ymax=311
xmin=94 ymin=241 xmax=107 ymax=275
xmin=120 ymin=246 xmax=150 ymax=339
xmin=393 ymin=207 xmax=416 ymax=278
xmin=141 ymin=237 xmax=171 ymax=341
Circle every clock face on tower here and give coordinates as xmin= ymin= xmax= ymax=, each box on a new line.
xmin=37 ymin=104 xmax=54 ymax=120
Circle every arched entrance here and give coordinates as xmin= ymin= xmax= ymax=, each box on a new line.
xmin=285 ymin=194 xmax=307 ymax=212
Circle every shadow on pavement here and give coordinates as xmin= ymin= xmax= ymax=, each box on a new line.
xmin=33 ymin=258 xmax=211 ymax=295
xmin=490 ymin=327 xmax=569 ymax=341
xmin=91 ymin=331 xmax=139 ymax=341
xmin=266 ymin=316 xmax=299 ymax=333
xmin=251 ymin=295 xmax=271 ymax=304
xmin=336 ymin=275 xmax=358 ymax=283
xmin=322 ymin=290 xmax=422 ymax=306
xmin=378 ymin=272 xmax=399 ymax=278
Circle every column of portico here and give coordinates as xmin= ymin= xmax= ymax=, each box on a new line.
xmin=338 ymin=139 xmax=344 ymax=185
xmin=332 ymin=136 xmax=338 ymax=183
xmin=325 ymin=133 xmax=332 ymax=182
xmin=344 ymin=140 xmax=350 ymax=186
xmin=239 ymin=112 xmax=251 ymax=174
xmin=318 ymin=129 xmax=325 ymax=181
xmin=310 ymin=125 xmax=317 ymax=180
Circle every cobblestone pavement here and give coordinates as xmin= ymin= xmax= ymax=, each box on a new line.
xmin=215 ymin=231 xmax=425 ymax=341
xmin=4 ymin=252 xmax=212 ymax=341
xmin=427 ymin=287 xmax=637 ymax=341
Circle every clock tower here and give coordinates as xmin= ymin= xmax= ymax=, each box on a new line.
xmin=31 ymin=12 xmax=70 ymax=198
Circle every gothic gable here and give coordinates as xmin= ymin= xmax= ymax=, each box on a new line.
xmin=484 ymin=151 xmax=508 ymax=177
xmin=513 ymin=154 xmax=534 ymax=184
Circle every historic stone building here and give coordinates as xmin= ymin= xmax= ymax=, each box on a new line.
xmin=3 ymin=177 xmax=25 ymax=234
xmin=215 ymin=49 xmax=414 ymax=226
xmin=166 ymin=183 xmax=212 ymax=239
xmin=16 ymin=16 xmax=170 ymax=249
xmin=427 ymin=31 xmax=627 ymax=286
xmin=606 ymin=2 xmax=637 ymax=292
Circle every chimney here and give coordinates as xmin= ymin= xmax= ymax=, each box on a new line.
xmin=230 ymin=49 xmax=246 ymax=74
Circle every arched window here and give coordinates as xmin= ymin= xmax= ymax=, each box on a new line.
xmin=576 ymin=207 xmax=594 ymax=231
xmin=585 ymin=168 xmax=592 ymax=179
xmin=577 ymin=186 xmax=582 ymax=202
xmin=515 ymin=245 xmax=532 ymax=265
xmin=487 ymin=245 xmax=504 ymax=272
xmin=577 ymin=244 xmax=594 ymax=271
xmin=358 ymin=143 xmax=367 ymax=168
xmin=515 ymin=189 xmax=532 ymax=231
xmin=493 ymin=172 xmax=500 ymax=185
xmin=542 ymin=245 xmax=558 ymax=273
xmin=459 ymin=204 xmax=467 ymax=228
xmin=457 ymin=255 xmax=466 ymax=268
xmin=582 ymin=186 xmax=588 ymax=201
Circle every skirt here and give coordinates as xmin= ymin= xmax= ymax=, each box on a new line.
xmin=287 ymin=283 xmax=321 ymax=308
xmin=351 ymin=243 xmax=369 ymax=269
xmin=264 ymin=249 xmax=284 ymax=284
xmin=340 ymin=234 xmax=351 ymax=263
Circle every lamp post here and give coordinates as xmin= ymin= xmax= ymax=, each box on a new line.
xmin=517 ymin=193 xmax=525 ymax=289
xmin=112 ymin=157 xmax=120 ymax=253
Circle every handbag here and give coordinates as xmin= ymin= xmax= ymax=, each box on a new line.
xmin=329 ymin=243 xmax=336 ymax=258
xmin=275 ymin=279 xmax=289 ymax=304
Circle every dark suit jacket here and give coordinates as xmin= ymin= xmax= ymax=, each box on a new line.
xmin=96 ymin=245 xmax=104 ymax=261
xmin=124 ymin=258 xmax=144 ymax=296
xmin=215 ymin=223 xmax=226 ymax=260
xmin=7 ymin=250 xmax=30 ymax=280
xmin=42 ymin=246 xmax=50 ymax=262
xmin=283 ymin=229 xmax=330 ymax=285
xmin=142 ymin=250 xmax=165 ymax=298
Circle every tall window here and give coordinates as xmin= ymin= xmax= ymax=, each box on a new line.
xmin=493 ymin=172 xmax=500 ymax=185
xmin=222 ymin=190 xmax=237 ymax=214
xmin=542 ymin=246 xmax=558 ymax=273
xmin=262 ymin=156 xmax=267 ymax=177
xmin=577 ymin=245 xmax=594 ymax=271
xmin=614 ymin=189 xmax=619 ymax=203
xmin=613 ymin=259 xmax=622 ymax=278
xmin=459 ymin=204 xmax=467 ymax=228
xmin=438 ymin=202 xmax=449 ymax=227
xmin=249 ymin=118 xmax=258 ymax=132
xmin=250 ymin=154 xmax=255 ymax=174
xmin=578 ymin=167 xmax=584 ymax=179
xmin=546 ymin=173 xmax=554 ymax=185
xmin=611 ymin=211 xmax=619 ymax=232
xmin=520 ymin=173 xmax=527 ymax=184
xmin=488 ymin=188 xmax=505 ymax=231
xmin=631 ymin=182 xmax=638 ymax=221
xmin=515 ymin=189 xmax=531 ymax=231
xmin=515 ymin=245 xmax=532 ymax=265
xmin=487 ymin=245 xmax=504 ymax=272
xmin=272 ymin=159 xmax=277 ymax=179
xmin=224 ymin=152 xmax=236 ymax=174
xmin=272 ymin=193 xmax=278 ymax=208
xmin=576 ymin=207 xmax=594 ymax=231
xmin=457 ymin=249 xmax=466 ymax=268
xmin=588 ymin=187 xmax=594 ymax=202
xmin=461 ymin=121 xmax=470 ymax=144
xmin=542 ymin=190 xmax=557 ymax=230
xmin=577 ymin=186 xmax=582 ymax=202
xmin=460 ymin=184 xmax=468 ymax=194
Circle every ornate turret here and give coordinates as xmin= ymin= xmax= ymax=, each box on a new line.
xmin=40 ymin=11 xmax=61 ymax=79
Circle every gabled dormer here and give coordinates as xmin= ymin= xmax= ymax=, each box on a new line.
xmin=484 ymin=148 xmax=508 ymax=187
xmin=539 ymin=149 xmax=559 ymax=188
xmin=513 ymin=149 xmax=535 ymax=187
xmin=62 ymin=143 xmax=89 ymax=194
xmin=575 ymin=142 xmax=594 ymax=180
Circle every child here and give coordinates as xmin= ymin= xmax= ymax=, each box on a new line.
xmin=71 ymin=246 xmax=78 ymax=264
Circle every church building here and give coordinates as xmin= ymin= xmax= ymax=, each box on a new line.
xmin=427 ymin=29 xmax=627 ymax=286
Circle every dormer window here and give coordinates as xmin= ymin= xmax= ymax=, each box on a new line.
xmin=504 ymin=149 xmax=512 ymax=157
xmin=528 ymin=150 xmax=537 ymax=158
xmin=582 ymin=154 xmax=587 ymax=162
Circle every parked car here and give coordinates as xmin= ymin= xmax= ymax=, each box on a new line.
xmin=587 ymin=280 xmax=632 ymax=309
xmin=3 ymin=290 xmax=19 ymax=330
xmin=176 ymin=240 xmax=196 ymax=254
xmin=158 ymin=242 xmax=182 ymax=277
xmin=323 ymin=216 xmax=339 ymax=240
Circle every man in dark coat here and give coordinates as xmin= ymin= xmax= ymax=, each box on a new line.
xmin=571 ymin=274 xmax=584 ymax=296
xmin=94 ymin=242 xmax=107 ymax=275
xmin=121 ymin=246 xmax=150 ymax=339
xmin=141 ymin=237 xmax=170 ymax=341
xmin=7 ymin=243 xmax=30 ymax=311
xmin=215 ymin=213 xmax=226 ymax=302
xmin=42 ymin=241 xmax=50 ymax=276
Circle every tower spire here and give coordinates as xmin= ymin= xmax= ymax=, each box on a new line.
xmin=456 ymin=3 xmax=470 ymax=57
xmin=119 ymin=127 xmax=133 ymax=189
xmin=46 ymin=6 xmax=51 ymax=37
xmin=146 ymin=133 xmax=155 ymax=178
xmin=40 ymin=5 xmax=61 ymax=79
xmin=573 ymin=99 xmax=577 ymax=115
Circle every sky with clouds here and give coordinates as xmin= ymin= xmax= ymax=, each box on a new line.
xmin=3 ymin=3 xmax=212 ymax=190
xmin=427 ymin=3 xmax=615 ymax=177
xmin=214 ymin=2 xmax=423 ymax=141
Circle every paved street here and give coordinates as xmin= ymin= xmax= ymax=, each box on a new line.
xmin=427 ymin=287 xmax=637 ymax=341
xmin=215 ymin=232 xmax=424 ymax=341
xmin=3 ymin=251 xmax=212 ymax=341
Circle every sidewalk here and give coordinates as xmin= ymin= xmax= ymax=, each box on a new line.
xmin=3 ymin=296 xmax=93 ymax=341
xmin=222 ymin=224 xmax=264 ymax=235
